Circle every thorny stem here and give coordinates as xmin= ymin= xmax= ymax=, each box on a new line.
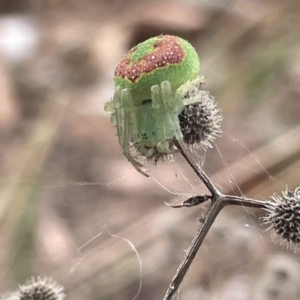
xmin=163 ymin=145 xmax=271 ymax=300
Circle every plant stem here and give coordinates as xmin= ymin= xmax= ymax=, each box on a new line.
xmin=162 ymin=146 xmax=270 ymax=300
xmin=174 ymin=142 xmax=219 ymax=196
xmin=163 ymin=197 xmax=223 ymax=300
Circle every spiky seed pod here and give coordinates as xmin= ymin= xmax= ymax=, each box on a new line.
xmin=263 ymin=186 xmax=300 ymax=252
xmin=19 ymin=276 xmax=65 ymax=300
xmin=0 ymin=276 xmax=66 ymax=300
xmin=179 ymin=90 xmax=222 ymax=149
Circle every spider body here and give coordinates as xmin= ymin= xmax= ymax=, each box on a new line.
xmin=105 ymin=35 xmax=208 ymax=176
xmin=114 ymin=35 xmax=200 ymax=104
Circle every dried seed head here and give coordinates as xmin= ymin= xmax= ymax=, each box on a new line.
xmin=263 ymin=186 xmax=300 ymax=252
xmin=0 ymin=276 xmax=66 ymax=300
xmin=179 ymin=90 xmax=222 ymax=149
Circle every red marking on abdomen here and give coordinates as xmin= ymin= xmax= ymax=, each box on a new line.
xmin=115 ymin=35 xmax=185 ymax=82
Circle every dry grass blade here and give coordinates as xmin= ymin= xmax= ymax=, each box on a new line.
xmin=0 ymin=93 xmax=70 ymax=284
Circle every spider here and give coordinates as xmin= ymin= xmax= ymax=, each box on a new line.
xmin=105 ymin=35 xmax=220 ymax=176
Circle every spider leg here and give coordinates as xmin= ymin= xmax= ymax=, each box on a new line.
xmin=174 ymin=80 xmax=197 ymax=104
xmin=160 ymin=81 xmax=185 ymax=150
xmin=151 ymin=83 xmax=172 ymax=153
xmin=173 ymin=75 xmax=208 ymax=110
xmin=190 ymin=75 xmax=205 ymax=87
xmin=114 ymin=86 xmax=124 ymax=146
xmin=118 ymin=88 xmax=149 ymax=177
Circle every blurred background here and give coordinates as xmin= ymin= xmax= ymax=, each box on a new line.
xmin=0 ymin=0 xmax=300 ymax=299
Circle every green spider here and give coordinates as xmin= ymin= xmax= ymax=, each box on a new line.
xmin=105 ymin=35 xmax=220 ymax=176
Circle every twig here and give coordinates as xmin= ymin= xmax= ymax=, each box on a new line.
xmin=163 ymin=197 xmax=223 ymax=300
xmin=163 ymin=146 xmax=270 ymax=300
xmin=176 ymin=142 xmax=219 ymax=196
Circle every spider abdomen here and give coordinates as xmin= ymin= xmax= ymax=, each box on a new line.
xmin=114 ymin=35 xmax=200 ymax=105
